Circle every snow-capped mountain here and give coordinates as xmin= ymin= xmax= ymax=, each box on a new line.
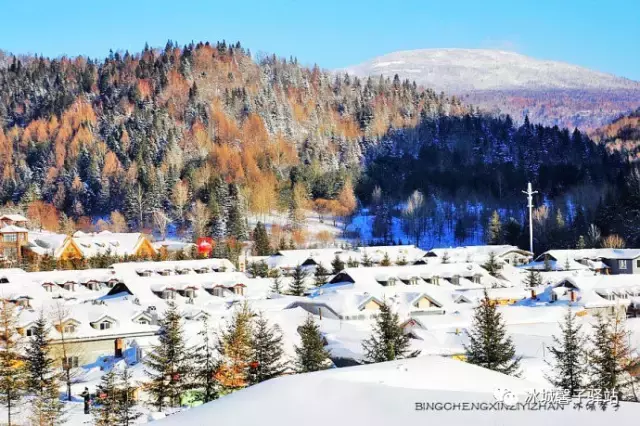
xmin=341 ymin=48 xmax=640 ymax=93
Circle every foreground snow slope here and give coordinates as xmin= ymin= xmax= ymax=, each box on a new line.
xmin=156 ymin=355 xmax=638 ymax=426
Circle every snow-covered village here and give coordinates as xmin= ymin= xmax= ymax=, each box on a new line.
xmin=1 ymin=208 xmax=640 ymax=424
xmin=2 ymin=2 xmax=640 ymax=424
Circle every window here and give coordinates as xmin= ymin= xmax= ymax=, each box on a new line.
xmin=63 ymin=357 xmax=79 ymax=368
xmin=63 ymin=324 xmax=76 ymax=334
xmin=99 ymin=321 xmax=112 ymax=330
xmin=637 ymin=259 xmax=640 ymax=268
xmin=3 ymin=233 xmax=17 ymax=242
xmin=386 ymin=278 xmax=396 ymax=287
xmin=409 ymin=277 xmax=419 ymax=286
xmin=137 ymin=319 xmax=150 ymax=325
xmin=26 ymin=328 xmax=36 ymax=337
xmin=619 ymin=260 xmax=628 ymax=270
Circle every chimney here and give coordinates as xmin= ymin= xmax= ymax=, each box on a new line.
xmin=530 ymin=289 xmax=536 ymax=299
xmin=570 ymin=290 xmax=576 ymax=303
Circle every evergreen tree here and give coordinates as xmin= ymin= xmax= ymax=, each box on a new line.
xmin=252 ymin=222 xmax=271 ymax=256
xmin=331 ymin=254 xmax=345 ymax=274
xmin=194 ymin=316 xmax=219 ymax=403
xmin=464 ymin=291 xmax=520 ymax=376
xmin=543 ymin=256 xmax=553 ymax=271
xmin=294 ymin=316 xmax=331 ymax=373
xmin=487 ymin=210 xmax=503 ymax=244
xmin=589 ymin=314 xmax=636 ymax=400
xmin=576 ymin=235 xmax=586 ymax=250
xmin=248 ymin=314 xmax=287 ymax=385
xmin=380 ymin=252 xmax=392 ymax=266
xmin=482 ymin=251 xmax=502 ymax=277
xmin=289 ymin=264 xmax=308 ymax=296
xmin=362 ymin=302 xmax=419 ymax=363
xmin=24 ymin=312 xmax=56 ymax=396
xmin=441 ymin=251 xmax=450 ymax=264
xmin=361 ymin=250 xmax=373 ymax=267
xmin=93 ymin=371 xmax=119 ymax=426
xmin=271 ymin=271 xmax=284 ymax=294
xmin=216 ymin=303 xmax=254 ymax=393
xmin=28 ymin=378 xmax=66 ymax=426
xmin=144 ymin=303 xmax=192 ymax=410
xmin=314 ymin=264 xmax=329 ymax=287
xmin=523 ymin=269 xmax=542 ymax=288
xmin=546 ymin=308 xmax=586 ymax=395
xmin=116 ymin=367 xmax=140 ymax=426
xmin=0 ymin=302 xmax=26 ymax=426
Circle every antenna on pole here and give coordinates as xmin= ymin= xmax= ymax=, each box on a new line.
xmin=522 ymin=182 xmax=538 ymax=255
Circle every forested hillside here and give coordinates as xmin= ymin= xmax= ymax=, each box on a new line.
xmin=0 ymin=41 xmax=464 ymax=241
xmin=0 ymin=41 xmax=638 ymax=252
xmin=591 ymin=108 xmax=640 ymax=160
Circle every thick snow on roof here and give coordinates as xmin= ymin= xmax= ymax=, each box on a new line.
xmin=540 ymin=248 xmax=640 ymax=262
xmin=0 ymin=224 xmax=28 ymax=233
xmin=110 ymin=258 xmax=236 ymax=278
xmin=0 ymin=214 xmax=28 ymax=222
xmin=157 ymin=355 xmax=637 ymax=426
xmin=427 ymin=245 xmax=531 ymax=262
xmin=72 ymin=231 xmax=148 ymax=257
xmin=26 ymin=230 xmax=68 ymax=256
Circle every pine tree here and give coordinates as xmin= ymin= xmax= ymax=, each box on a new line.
xmin=144 ymin=302 xmax=192 ymax=410
xmin=331 ymin=254 xmax=345 ymax=274
xmin=564 ymin=256 xmax=571 ymax=270
xmin=589 ymin=314 xmax=636 ymax=400
xmin=543 ymin=256 xmax=553 ymax=271
xmin=24 ymin=312 xmax=56 ymax=396
xmin=294 ymin=316 xmax=331 ymax=373
xmin=28 ymin=378 xmax=66 ymax=426
xmin=271 ymin=271 xmax=284 ymax=294
xmin=314 ymin=264 xmax=329 ymax=287
xmin=576 ymin=235 xmax=586 ymax=250
xmin=482 ymin=251 xmax=502 ymax=277
xmin=0 ymin=302 xmax=26 ymax=426
xmin=464 ymin=291 xmax=520 ymax=376
xmin=116 ymin=367 xmax=140 ymax=426
xmin=216 ymin=303 xmax=254 ymax=393
xmin=248 ymin=314 xmax=287 ymax=385
xmin=194 ymin=316 xmax=219 ymax=403
xmin=252 ymin=222 xmax=271 ymax=256
xmin=289 ymin=264 xmax=308 ymax=296
xmin=487 ymin=210 xmax=503 ymax=244
xmin=380 ymin=252 xmax=392 ymax=266
xmin=361 ymin=250 xmax=373 ymax=267
xmin=362 ymin=302 xmax=419 ymax=363
xmin=93 ymin=371 xmax=119 ymax=426
xmin=523 ymin=269 xmax=542 ymax=288
xmin=546 ymin=308 xmax=586 ymax=395
xmin=441 ymin=251 xmax=450 ymax=264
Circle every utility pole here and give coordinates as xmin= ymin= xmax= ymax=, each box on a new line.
xmin=522 ymin=182 xmax=538 ymax=255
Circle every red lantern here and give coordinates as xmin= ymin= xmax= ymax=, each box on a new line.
xmin=250 ymin=361 xmax=259 ymax=369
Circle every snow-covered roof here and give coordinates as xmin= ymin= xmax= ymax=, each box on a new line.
xmin=538 ymin=248 xmax=640 ymax=262
xmin=426 ymin=245 xmax=532 ymax=263
xmin=72 ymin=231 xmax=151 ymax=258
xmin=0 ymin=224 xmax=29 ymax=233
xmin=0 ymin=214 xmax=28 ymax=222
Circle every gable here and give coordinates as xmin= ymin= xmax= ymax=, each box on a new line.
xmin=362 ymin=299 xmax=382 ymax=311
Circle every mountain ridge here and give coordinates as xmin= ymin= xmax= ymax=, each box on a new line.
xmin=340 ymin=48 xmax=640 ymax=92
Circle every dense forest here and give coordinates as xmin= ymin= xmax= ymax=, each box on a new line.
xmin=0 ymin=40 xmax=638 ymax=253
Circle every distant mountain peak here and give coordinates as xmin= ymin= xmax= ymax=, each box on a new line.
xmin=341 ymin=48 xmax=640 ymax=92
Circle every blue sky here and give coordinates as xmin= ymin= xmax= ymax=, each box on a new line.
xmin=3 ymin=0 xmax=639 ymax=80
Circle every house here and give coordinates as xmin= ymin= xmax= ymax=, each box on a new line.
xmin=0 ymin=225 xmax=29 ymax=262
xmin=422 ymin=245 xmax=533 ymax=266
xmin=529 ymin=249 xmax=640 ymax=274
xmin=24 ymin=231 xmax=157 ymax=261
xmin=0 ymin=214 xmax=28 ymax=228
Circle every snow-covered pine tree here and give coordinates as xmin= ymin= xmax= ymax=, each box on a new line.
xmin=362 ymin=301 xmax=419 ymax=363
xmin=380 ymin=252 xmax=392 ymax=266
xmin=24 ymin=312 xmax=56 ymax=396
xmin=289 ymin=264 xmax=308 ymax=296
xmin=464 ymin=290 xmax=520 ymax=376
xmin=482 ymin=251 xmax=502 ymax=277
xmin=314 ymin=264 xmax=329 ymax=287
xmin=216 ymin=302 xmax=254 ymax=393
xmin=194 ymin=316 xmax=219 ymax=403
xmin=0 ymin=301 xmax=26 ymax=426
xmin=331 ymin=254 xmax=345 ymax=274
xmin=295 ymin=315 xmax=331 ymax=373
xmin=116 ymin=367 xmax=140 ymax=426
xmin=545 ymin=308 xmax=586 ymax=395
xmin=523 ymin=269 xmax=542 ymax=288
xmin=361 ymin=250 xmax=373 ymax=267
xmin=227 ymin=184 xmax=248 ymax=240
xmin=248 ymin=313 xmax=287 ymax=385
xmin=28 ymin=378 xmax=66 ymax=426
xmin=93 ymin=371 xmax=119 ymax=426
xmin=144 ymin=302 xmax=192 ymax=410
